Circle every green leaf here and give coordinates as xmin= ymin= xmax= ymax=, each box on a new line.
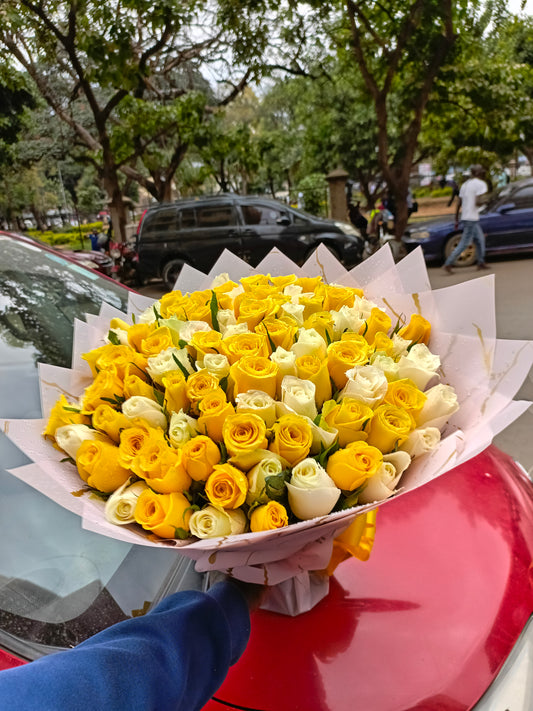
xmin=265 ymin=470 xmax=291 ymax=501
xmin=218 ymin=440 xmax=228 ymax=463
xmin=172 ymin=352 xmax=190 ymax=379
xmin=152 ymin=387 xmax=165 ymax=406
xmin=210 ymin=290 xmax=220 ymax=331
xmin=219 ymin=375 xmax=228 ymax=393
xmin=153 ymin=304 xmax=161 ymax=321
xmin=107 ymin=330 xmax=121 ymax=345
xmin=63 ymin=406 xmax=81 ymax=413
xmin=173 ymin=527 xmax=191 ymax=540
xmin=262 ymin=324 xmax=277 ymax=353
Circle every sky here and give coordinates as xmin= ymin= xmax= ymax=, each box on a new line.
xmin=508 ymin=0 xmax=531 ymax=13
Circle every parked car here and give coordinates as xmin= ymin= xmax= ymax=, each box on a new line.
xmin=1 ymin=230 xmax=114 ymax=278
xmin=135 ymin=195 xmax=364 ymax=289
xmin=0 ymin=231 xmax=532 ymax=711
xmin=402 ymin=177 xmax=533 ymax=266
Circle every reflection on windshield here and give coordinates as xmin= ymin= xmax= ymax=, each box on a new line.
xmin=0 ymin=238 xmax=127 ymax=367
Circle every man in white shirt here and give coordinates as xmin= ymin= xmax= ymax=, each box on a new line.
xmin=444 ymin=165 xmax=488 ymax=273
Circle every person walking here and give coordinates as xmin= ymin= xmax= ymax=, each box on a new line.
xmin=444 ymin=165 xmax=488 ymax=273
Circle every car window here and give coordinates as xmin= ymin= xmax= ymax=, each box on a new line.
xmin=196 ymin=204 xmax=236 ymax=228
xmin=180 ymin=207 xmax=196 ymax=228
xmin=242 ymin=204 xmax=288 ymax=225
xmin=143 ymin=208 xmax=178 ymax=235
xmin=509 ymin=186 xmax=533 ymax=208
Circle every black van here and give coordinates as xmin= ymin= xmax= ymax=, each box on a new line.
xmin=135 ymin=195 xmax=364 ymax=288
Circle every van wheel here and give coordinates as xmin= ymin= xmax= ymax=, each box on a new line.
xmin=444 ymin=234 xmax=476 ymax=267
xmin=162 ymin=259 xmax=185 ymax=290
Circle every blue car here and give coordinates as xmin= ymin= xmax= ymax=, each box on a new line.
xmin=402 ymin=177 xmax=533 ymax=266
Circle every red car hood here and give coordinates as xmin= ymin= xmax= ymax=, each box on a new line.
xmin=204 ymin=446 xmax=533 ymax=711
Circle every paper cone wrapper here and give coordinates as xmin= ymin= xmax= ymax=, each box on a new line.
xmin=2 ymin=245 xmax=532 ymax=615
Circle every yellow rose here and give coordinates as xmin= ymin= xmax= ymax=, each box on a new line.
xmin=295 ymin=354 xmax=332 ymax=408
xmin=76 ymin=440 xmax=131 ymax=493
xmin=295 ymin=275 xmax=323 ymax=292
xmin=222 ymin=413 xmax=268 ymax=458
xmin=326 ymin=440 xmax=383 ymax=491
xmin=197 ymin=388 xmax=235 ymax=442
xmin=184 ymin=291 xmax=212 ymax=324
xmin=327 ymin=337 xmax=370 ymax=390
xmin=299 ymin=290 xmax=324 ymax=319
xmin=268 ymin=413 xmax=313 ymax=466
xmin=361 ymin=308 xmax=392 ymax=345
xmin=221 ymin=332 xmax=270 ymax=364
xmin=130 ymin=439 xmax=192 ymax=494
xmin=303 ymin=311 xmax=334 ymax=343
xmin=81 ymin=368 xmax=124 ymax=414
xmin=134 ymin=489 xmax=192 ymax=539
xmin=139 ymin=326 xmax=174 ymax=357
xmin=181 ymin=435 xmax=222 ymax=481
xmin=189 ymin=330 xmax=223 ymax=360
xmin=230 ymin=355 xmax=278 ymax=399
xmin=236 ymin=296 xmax=279 ymax=330
xmin=398 ymin=314 xmax=432 ymax=345
xmin=92 ymin=403 xmax=132 ymax=443
xmin=82 ymin=344 xmax=147 ymax=380
xmin=123 ymin=373 xmax=157 ymax=401
xmin=366 ymin=404 xmax=414 ymax=453
xmin=384 ymin=378 xmax=427 ymax=418
xmin=118 ymin=422 xmax=165 ymax=468
xmin=159 ymin=290 xmax=187 ymax=319
xmin=43 ymin=395 xmax=89 ymax=440
xmin=323 ymin=284 xmax=363 ymax=311
xmin=205 ymin=463 xmax=248 ymax=509
xmin=323 ymin=398 xmax=374 ymax=447
xmin=372 ymin=332 xmax=395 ymax=357
xmin=127 ymin=323 xmax=156 ymax=352
xmin=250 ymin=501 xmax=289 ymax=532
xmin=270 ymin=274 xmax=297 ymax=289
xmin=255 ymin=317 xmax=297 ymax=351
xmin=185 ymin=369 xmax=220 ymax=414
xmin=240 ymin=274 xmax=271 ymax=291
xmin=162 ymin=370 xmax=189 ymax=415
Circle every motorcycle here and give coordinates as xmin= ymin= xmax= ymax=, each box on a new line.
xmin=109 ymin=241 xmax=140 ymax=284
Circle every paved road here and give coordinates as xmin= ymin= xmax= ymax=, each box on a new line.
xmin=139 ymin=254 xmax=533 ymax=473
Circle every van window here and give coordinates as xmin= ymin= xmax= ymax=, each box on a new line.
xmin=180 ymin=208 xmax=196 ymax=228
xmin=196 ymin=205 xmax=235 ymax=228
xmin=242 ymin=204 xmax=288 ymax=225
xmin=143 ymin=208 xmax=178 ymax=235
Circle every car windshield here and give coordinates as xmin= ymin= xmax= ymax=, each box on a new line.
xmin=0 ymin=236 xmax=197 ymax=659
xmin=481 ymin=182 xmax=518 ymax=213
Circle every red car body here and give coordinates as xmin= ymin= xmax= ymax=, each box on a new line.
xmin=202 ymin=446 xmax=533 ymax=711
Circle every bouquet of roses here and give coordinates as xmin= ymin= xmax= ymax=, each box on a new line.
xmin=43 ymin=270 xmax=455 ymax=545
xmin=3 ymin=245 xmax=532 ymax=613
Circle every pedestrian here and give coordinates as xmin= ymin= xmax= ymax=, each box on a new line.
xmin=443 ymin=165 xmax=489 ymax=273
xmin=0 ymin=577 xmax=263 ymax=711
xmin=348 ymin=200 xmax=368 ymax=236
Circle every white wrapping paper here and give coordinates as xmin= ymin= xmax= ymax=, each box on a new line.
xmin=2 ymin=244 xmax=532 ymax=615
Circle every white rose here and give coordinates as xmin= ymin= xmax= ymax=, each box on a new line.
xmin=397 ymin=344 xmax=441 ymax=390
xmin=222 ymin=323 xmax=250 ymax=339
xmin=331 ymin=305 xmax=365 ymax=339
xmin=286 ymin=458 xmax=341 ymax=520
xmin=291 ymin=328 xmax=327 ymax=359
xmin=147 ymin=347 xmax=193 ymax=384
xmin=122 ymin=396 xmax=167 ymax=429
xmin=210 ymin=273 xmax=231 ymax=288
xmin=55 ymin=424 xmax=109 ymax=460
xmin=106 ymin=327 xmax=129 ymax=346
xmin=246 ymin=455 xmax=284 ymax=505
xmin=105 ymin=479 xmax=148 ymax=525
xmin=283 ymin=284 xmax=303 ymax=300
xmin=390 ymin=333 xmax=411 ymax=358
xmin=201 ymin=353 xmax=231 ymax=379
xmin=217 ymin=309 xmax=237 ymax=334
xmin=178 ymin=320 xmax=212 ymax=343
xmin=358 ymin=451 xmax=411 ymax=504
xmin=280 ymin=301 xmax=305 ymax=325
xmin=270 ymin=347 xmax=297 ymax=378
xmin=370 ymin=353 xmax=399 ymax=381
xmin=236 ymin=390 xmax=277 ymax=427
xmin=138 ymin=304 xmax=158 ymax=324
xmin=189 ymin=505 xmax=247 ymax=538
xmin=352 ymin=295 xmax=378 ymax=320
xmin=168 ymin=410 xmax=199 ymax=448
xmin=400 ymin=427 xmax=441 ymax=458
xmin=340 ymin=365 xmax=388 ymax=407
xmin=281 ymin=376 xmax=317 ymax=420
xmin=416 ymin=384 xmax=459 ymax=430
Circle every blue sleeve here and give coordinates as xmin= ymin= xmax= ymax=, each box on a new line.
xmin=0 ymin=580 xmax=250 ymax=711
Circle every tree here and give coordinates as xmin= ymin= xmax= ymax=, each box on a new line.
xmin=0 ymin=1 xmax=258 ymax=240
